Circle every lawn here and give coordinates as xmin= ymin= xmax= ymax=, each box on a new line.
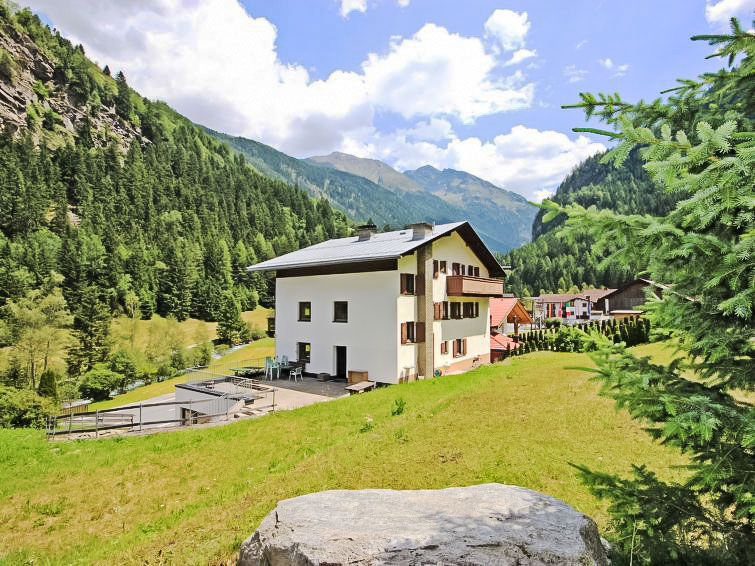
xmin=0 ymin=343 xmax=688 ymax=565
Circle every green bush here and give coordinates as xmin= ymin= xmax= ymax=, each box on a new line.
xmin=0 ymin=48 xmax=14 ymax=82
xmin=108 ymin=350 xmax=137 ymax=390
xmin=248 ymin=323 xmax=266 ymax=341
xmin=42 ymin=108 xmax=61 ymax=131
xmin=78 ymin=366 xmax=121 ymax=401
xmin=0 ymin=386 xmax=53 ymax=428
xmin=32 ymin=79 xmax=49 ymax=99
xmin=37 ymin=369 xmax=59 ymax=399
xmin=553 ymin=325 xmax=586 ymax=352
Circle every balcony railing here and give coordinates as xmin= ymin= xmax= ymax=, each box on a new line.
xmin=446 ymin=275 xmax=504 ymax=297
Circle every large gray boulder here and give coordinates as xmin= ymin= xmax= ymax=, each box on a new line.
xmin=238 ymin=483 xmax=609 ymax=565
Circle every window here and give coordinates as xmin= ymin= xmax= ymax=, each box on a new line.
xmin=440 ymin=260 xmax=447 ymax=274
xmin=333 ymin=301 xmax=348 ymax=322
xmin=452 ymin=338 xmax=467 ymax=358
xmin=450 ymin=302 xmax=461 ymax=319
xmin=451 ymin=262 xmax=460 ymax=276
xmin=433 ymin=260 xmax=439 ymax=278
xmin=442 ymin=301 xmax=449 ymax=320
xmin=297 ymin=342 xmax=311 ymax=363
xmin=400 ymin=273 xmax=415 ymax=295
xmin=474 ymin=266 xmax=480 ymax=277
xmin=440 ymin=340 xmax=448 ymax=355
xmin=460 ymin=264 xmax=466 ymax=276
xmin=468 ymin=264 xmax=474 ymax=276
xmin=400 ymin=321 xmax=425 ymax=344
xmin=462 ymin=302 xmax=480 ymax=318
xmin=298 ymin=301 xmax=311 ymax=322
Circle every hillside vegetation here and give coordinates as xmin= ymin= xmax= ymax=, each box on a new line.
xmin=0 ymin=7 xmax=349 ymax=323
xmin=0 ymin=345 xmax=687 ymax=565
xmin=502 ymin=149 xmax=678 ymax=295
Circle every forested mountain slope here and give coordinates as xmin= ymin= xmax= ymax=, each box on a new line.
xmin=0 ymin=7 xmax=349 ymax=324
xmin=209 ymin=132 xmax=536 ymax=252
xmin=501 ymin=149 xmax=679 ymax=296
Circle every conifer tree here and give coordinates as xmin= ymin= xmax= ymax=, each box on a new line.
xmin=67 ymin=286 xmax=111 ymax=378
xmin=548 ymin=19 xmax=755 ymax=565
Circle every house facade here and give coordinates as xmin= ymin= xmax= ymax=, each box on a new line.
xmin=534 ymin=288 xmax=616 ymax=323
xmin=248 ymin=222 xmax=506 ymax=385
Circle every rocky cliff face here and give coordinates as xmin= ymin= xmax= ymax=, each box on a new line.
xmin=0 ymin=17 xmax=140 ymax=148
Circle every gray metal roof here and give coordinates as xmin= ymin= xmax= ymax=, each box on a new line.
xmin=247 ymin=221 xmax=505 ymax=277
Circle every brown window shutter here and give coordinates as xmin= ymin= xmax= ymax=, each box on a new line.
xmin=433 ymin=260 xmax=439 ymax=278
xmin=401 ymin=322 xmax=408 ymax=344
xmin=415 ymin=274 xmax=425 ymax=296
xmin=463 ymin=338 xmax=467 ymax=355
xmin=452 ymin=339 xmax=458 ymax=357
xmin=434 ymin=302 xmax=441 ymax=320
xmin=475 ymin=302 xmax=479 ymax=317
xmin=416 ymin=322 xmax=425 ymax=343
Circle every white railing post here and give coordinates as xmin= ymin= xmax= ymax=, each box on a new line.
xmin=139 ymin=402 xmax=143 ymax=432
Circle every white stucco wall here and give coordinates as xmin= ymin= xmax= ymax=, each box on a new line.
xmin=274 ymin=230 xmax=498 ymax=384
xmin=275 ymin=270 xmax=399 ymax=383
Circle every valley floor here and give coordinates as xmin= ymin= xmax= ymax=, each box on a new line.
xmin=0 ymin=343 xmax=688 ymax=566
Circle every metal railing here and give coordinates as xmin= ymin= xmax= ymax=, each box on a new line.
xmin=46 ymin=378 xmax=276 ymax=439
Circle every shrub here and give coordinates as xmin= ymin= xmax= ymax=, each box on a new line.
xmin=0 ymin=386 xmax=53 ymax=428
xmin=248 ymin=323 xmax=266 ymax=341
xmin=78 ymin=366 xmax=121 ymax=401
xmin=32 ymin=79 xmax=49 ymax=99
xmin=108 ymin=350 xmax=137 ymax=390
xmin=37 ymin=369 xmax=59 ymax=399
xmin=42 ymin=108 xmax=61 ymax=131
xmin=0 ymin=48 xmax=14 ymax=82
xmin=553 ymin=326 xmax=586 ymax=352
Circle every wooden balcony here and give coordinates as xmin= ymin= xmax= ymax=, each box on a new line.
xmin=446 ymin=275 xmax=504 ymax=297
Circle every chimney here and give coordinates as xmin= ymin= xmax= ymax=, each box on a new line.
xmin=410 ymin=222 xmax=433 ymax=240
xmin=357 ymin=223 xmax=377 ymax=241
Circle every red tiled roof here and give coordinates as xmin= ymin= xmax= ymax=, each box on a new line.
xmin=490 ymin=297 xmax=518 ymax=326
xmin=490 ymin=333 xmax=520 ymax=350
xmin=489 ymin=297 xmax=533 ymax=326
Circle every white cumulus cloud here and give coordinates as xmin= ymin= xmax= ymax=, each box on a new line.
xmin=504 ymin=48 xmax=537 ymax=66
xmin=598 ymin=57 xmax=614 ymax=69
xmin=484 ymin=9 xmax=531 ymax=51
xmin=340 ymin=0 xmax=367 ymax=18
xmin=705 ymin=0 xmax=755 ymax=28
xmin=26 ymin=0 xmax=534 ymax=156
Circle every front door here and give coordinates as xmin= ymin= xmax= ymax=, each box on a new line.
xmin=335 ymin=346 xmax=347 ymax=379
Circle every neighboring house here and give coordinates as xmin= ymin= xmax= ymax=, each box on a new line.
xmin=534 ymin=288 xmax=616 ymax=323
xmin=248 ymin=222 xmax=506 ymax=385
xmin=490 ymin=333 xmax=520 ymax=362
xmin=490 ymin=296 xmax=533 ymax=336
xmin=597 ymin=278 xmax=670 ymax=319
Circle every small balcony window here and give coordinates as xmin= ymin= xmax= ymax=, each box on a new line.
xmin=298 ymin=301 xmax=311 ymax=322
xmin=333 ymin=301 xmax=348 ymax=323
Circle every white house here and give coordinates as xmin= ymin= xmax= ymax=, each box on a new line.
xmin=248 ymin=222 xmax=507 ymax=385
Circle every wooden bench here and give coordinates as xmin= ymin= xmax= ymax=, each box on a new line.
xmin=344 ymin=381 xmax=375 ymax=395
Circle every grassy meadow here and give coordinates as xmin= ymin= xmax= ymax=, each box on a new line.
xmin=0 ymin=343 xmax=688 ymax=565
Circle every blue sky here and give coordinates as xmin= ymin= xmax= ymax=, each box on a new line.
xmin=26 ymin=0 xmax=755 ymax=199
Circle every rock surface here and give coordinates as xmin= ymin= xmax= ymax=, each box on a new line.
xmin=238 ymin=483 xmax=609 ymax=565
